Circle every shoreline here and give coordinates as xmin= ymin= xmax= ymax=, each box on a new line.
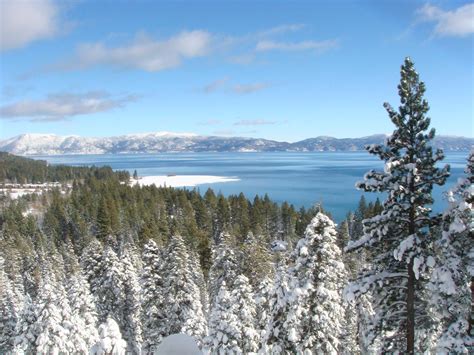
xmin=130 ymin=175 xmax=240 ymax=188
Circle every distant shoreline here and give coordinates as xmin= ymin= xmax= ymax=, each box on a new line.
xmin=129 ymin=175 xmax=240 ymax=188
xmin=1 ymin=133 xmax=472 ymax=155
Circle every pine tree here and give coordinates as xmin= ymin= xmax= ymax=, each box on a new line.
xmin=81 ymin=239 xmax=104 ymax=292
xmin=188 ymin=249 xmax=209 ymax=316
xmin=159 ymin=235 xmax=207 ymax=344
xmin=32 ymin=278 xmax=72 ymax=354
xmin=337 ymin=219 xmax=350 ymax=251
xmin=208 ymin=233 xmax=239 ymax=304
xmin=230 ymin=275 xmax=260 ymax=353
xmin=254 ymin=275 xmax=273 ymax=349
xmin=214 ymin=195 xmax=230 ymax=241
xmin=93 ymin=245 xmax=125 ymax=325
xmin=66 ymin=272 xmax=99 ymax=353
xmin=286 ymin=212 xmax=347 ymax=354
xmin=141 ymin=239 xmax=165 ymax=353
xmin=119 ymin=250 xmax=143 ymax=354
xmin=0 ymin=257 xmax=18 ymax=353
xmin=91 ymin=317 xmax=128 ymax=355
xmin=261 ymin=257 xmax=293 ymax=354
xmin=240 ymin=232 xmax=274 ymax=291
xmin=204 ymin=282 xmax=241 ymax=354
xmin=345 ymin=57 xmax=450 ymax=353
xmin=13 ymin=295 xmax=37 ymax=354
xmin=430 ymin=150 xmax=473 ymax=353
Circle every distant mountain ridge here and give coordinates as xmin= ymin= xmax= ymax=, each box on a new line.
xmin=0 ymin=132 xmax=472 ymax=155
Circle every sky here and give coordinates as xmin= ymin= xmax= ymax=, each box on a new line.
xmin=0 ymin=0 xmax=472 ymax=142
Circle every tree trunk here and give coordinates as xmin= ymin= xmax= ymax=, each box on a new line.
xmin=406 ymin=145 xmax=416 ymax=354
xmin=407 ymin=258 xmax=415 ymax=354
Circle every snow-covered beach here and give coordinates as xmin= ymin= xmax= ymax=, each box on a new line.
xmin=130 ymin=175 xmax=240 ymax=188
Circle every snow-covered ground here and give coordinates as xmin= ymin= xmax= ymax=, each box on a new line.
xmin=130 ymin=175 xmax=240 ymax=188
xmin=0 ymin=182 xmax=68 ymax=200
xmin=155 ymin=334 xmax=201 ymax=355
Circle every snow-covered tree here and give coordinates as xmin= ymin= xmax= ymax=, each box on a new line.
xmin=159 ymin=235 xmax=207 ymax=344
xmin=208 ymin=233 xmax=239 ymax=304
xmin=141 ymin=239 xmax=165 ymax=353
xmin=120 ymin=250 xmax=143 ymax=354
xmin=254 ymin=276 xmax=273 ymax=347
xmin=82 ymin=240 xmax=143 ymax=353
xmin=91 ymin=317 xmax=127 ymax=355
xmin=341 ymin=301 xmax=361 ymax=355
xmin=32 ymin=278 xmax=71 ymax=354
xmin=93 ymin=245 xmax=125 ymax=326
xmin=13 ymin=295 xmax=37 ymax=354
xmin=240 ymin=232 xmax=274 ymax=290
xmin=261 ymin=257 xmax=293 ymax=354
xmin=205 ymin=282 xmax=241 ymax=354
xmin=0 ymin=257 xmax=18 ymax=353
xmin=287 ymin=212 xmax=347 ymax=354
xmin=430 ymin=150 xmax=473 ymax=353
xmin=66 ymin=272 xmax=99 ymax=353
xmin=81 ymin=238 xmax=104 ymax=295
xmin=345 ymin=57 xmax=450 ymax=353
xmin=230 ymin=275 xmax=260 ymax=353
xmin=188 ymin=249 xmax=209 ymax=316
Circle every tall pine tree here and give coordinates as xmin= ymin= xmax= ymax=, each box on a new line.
xmin=345 ymin=57 xmax=450 ymax=353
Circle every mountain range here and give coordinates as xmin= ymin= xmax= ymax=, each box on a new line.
xmin=0 ymin=132 xmax=472 ymax=155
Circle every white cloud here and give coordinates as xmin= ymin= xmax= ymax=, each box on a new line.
xmin=232 ymin=82 xmax=271 ymax=94
xmin=228 ymin=53 xmax=256 ymax=65
xmin=257 ymin=24 xmax=306 ymax=37
xmin=67 ymin=31 xmax=212 ymax=72
xmin=256 ymin=39 xmax=338 ymax=52
xmin=234 ymin=119 xmax=277 ymax=126
xmin=0 ymin=91 xmax=138 ymax=122
xmin=202 ymin=78 xmax=229 ymax=93
xmin=199 ymin=79 xmax=271 ymax=94
xmin=0 ymin=0 xmax=60 ymax=51
xmin=417 ymin=3 xmax=474 ymax=37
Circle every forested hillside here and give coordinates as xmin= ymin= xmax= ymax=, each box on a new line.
xmin=0 ymin=151 xmax=130 ymax=184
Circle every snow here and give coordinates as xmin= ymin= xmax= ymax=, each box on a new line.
xmin=154 ymin=334 xmax=201 ymax=355
xmin=122 ymin=131 xmax=198 ymax=138
xmin=271 ymin=240 xmax=288 ymax=252
xmin=0 ymin=182 xmax=67 ymax=200
xmin=130 ymin=175 xmax=239 ymax=188
xmin=90 ymin=318 xmax=127 ymax=355
xmin=393 ymin=234 xmax=416 ymax=261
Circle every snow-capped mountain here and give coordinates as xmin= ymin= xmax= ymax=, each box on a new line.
xmin=0 ymin=132 xmax=472 ymax=155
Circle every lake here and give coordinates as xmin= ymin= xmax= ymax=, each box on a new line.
xmin=33 ymin=151 xmax=470 ymax=221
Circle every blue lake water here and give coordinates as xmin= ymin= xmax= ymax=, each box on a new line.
xmin=34 ymin=152 xmax=470 ymax=221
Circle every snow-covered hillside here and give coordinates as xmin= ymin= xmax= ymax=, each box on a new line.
xmin=0 ymin=132 xmax=471 ymax=155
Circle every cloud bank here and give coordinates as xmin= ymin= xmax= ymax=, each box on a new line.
xmin=256 ymin=39 xmax=338 ymax=52
xmin=64 ymin=30 xmax=212 ymax=72
xmin=202 ymin=78 xmax=229 ymax=93
xmin=0 ymin=91 xmax=138 ymax=122
xmin=417 ymin=3 xmax=474 ymax=37
xmin=0 ymin=0 xmax=60 ymax=51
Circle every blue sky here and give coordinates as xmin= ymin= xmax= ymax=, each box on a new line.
xmin=0 ymin=0 xmax=472 ymax=142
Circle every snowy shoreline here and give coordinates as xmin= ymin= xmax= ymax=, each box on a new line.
xmin=130 ymin=175 xmax=240 ymax=188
